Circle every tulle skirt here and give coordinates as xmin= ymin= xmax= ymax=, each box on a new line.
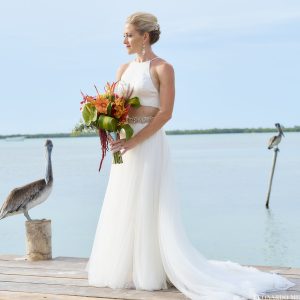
xmin=85 ymin=122 xmax=295 ymax=299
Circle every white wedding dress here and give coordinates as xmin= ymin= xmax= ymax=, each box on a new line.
xmin=85 ymin=57 xmax=295 ymax=299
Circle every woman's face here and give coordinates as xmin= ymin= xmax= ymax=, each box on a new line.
xmin=123 ymin=23 xmax=145 ymax=55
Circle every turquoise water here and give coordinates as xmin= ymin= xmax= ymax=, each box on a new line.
xmin=0 ymin=132 xmax=299 ymax=268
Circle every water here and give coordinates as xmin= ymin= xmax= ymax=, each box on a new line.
xmin=0 ymin=133 xmax=299 ymax=268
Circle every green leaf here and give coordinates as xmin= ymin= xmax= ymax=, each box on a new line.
xmin=82 ymin=103 xmax=97 ymax=126
xmin=127 ymin=96 xmax=141 ymax=108
xmin=120 ymin=123 xmax=134 ymax=140
xmin=97 ymin=115 xmax=118 ymax=132
xmin=107 ymin=102 xmax=112 ymax=115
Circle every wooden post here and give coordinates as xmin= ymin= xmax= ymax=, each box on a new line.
xmin=25 ymin=219 xmax=52 ymax=261
xmin=265 ymin=148 xmax=279 ymax=209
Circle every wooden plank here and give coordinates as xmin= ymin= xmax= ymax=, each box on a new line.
xmin=272 ymin=268 xmax=300 ymax=276
xmin=0 ymin=254 xmax=22 ymax=261
xmin=251 ymin=265 xmax=292 ymax=272
xmin=0 ymin=290 xmax=113 ymax=300
xmin=0 ymin=266 xmax=86 ymax=279
xmin=282 ymin=274 xmax=300 ymax=279
xmin=55 ymin=257 xmax=89 ymax=263
xmin=252 ymin=265 xmax=300 ymax=276
xmin=0 ymin=281 xmax=187 ymax=300
xmin=0 ymin=273 xmax=88 ymax=286
xmin=0 ymin=258 xmax=86 ymax=271
xmin=0 ymin=273 xmax=177 ymax=292
xmin=262 ymin=290 xmax=300 ymax=299
xmin=0 ymin=273 xmax=177 ymax=294
xmin=0 ymin=254 xmax=87 ymax=263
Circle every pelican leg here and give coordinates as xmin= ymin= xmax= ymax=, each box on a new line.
xmin=24 ymin=211 xmax=32 ymax=221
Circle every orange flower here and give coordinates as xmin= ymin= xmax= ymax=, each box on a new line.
xmin=94 ymin=96 xmax=109 ymax=114
xmin=114 ymin=98 xmax=127 ymax=118
xmin=114 ymin=97 xmax=125 ymax=107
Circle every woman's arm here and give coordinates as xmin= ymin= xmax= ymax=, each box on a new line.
xmin=111 ymin=62 xmax=175 ymax=155
xmin=116 ymin=63 xmax=129 ymax=81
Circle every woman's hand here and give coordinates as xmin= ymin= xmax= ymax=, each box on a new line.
xmin=108 ymin=134 xmax=138 ymax=155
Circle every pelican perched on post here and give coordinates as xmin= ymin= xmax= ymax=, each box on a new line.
xmin=268 ymin=123 xmax=284 ymax=150
xmin=265 ymin=123 xmax=285 ymax=208
xmin=0 ymin=140 xmax=53 ymax=221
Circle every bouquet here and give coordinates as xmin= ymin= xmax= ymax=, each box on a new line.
xmin=73 ymin=81 xmax=140 ymax=171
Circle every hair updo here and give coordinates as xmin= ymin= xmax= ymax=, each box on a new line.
xmin=126 ymin=12 xmax=161 ymax=45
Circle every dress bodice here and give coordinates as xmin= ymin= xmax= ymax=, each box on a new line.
xmin=120 ymin=58 xmax=160 ymax=108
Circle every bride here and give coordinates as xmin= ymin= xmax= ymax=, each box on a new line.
xmin=85 ymin=12 xmax=295 ymax=299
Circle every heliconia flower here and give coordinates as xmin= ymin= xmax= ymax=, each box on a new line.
xmin=86 ymin=96 xmax=95 ymax=102
xmin=104 ymin=81 xmax=117 ymax=96
xmin=115 ymin=81 xmax=133 ymax=99
xmin=80 ymin=91 xmax=96 ymax=109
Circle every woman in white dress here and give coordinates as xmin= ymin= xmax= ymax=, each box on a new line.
xmin=86 ymin=12 xmax=295 ymax=299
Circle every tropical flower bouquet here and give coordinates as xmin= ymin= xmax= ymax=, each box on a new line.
xmin=73 ymin=81 xmax=140 ymax=171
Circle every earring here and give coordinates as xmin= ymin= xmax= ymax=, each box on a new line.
xmin=142 ymin=43 xmax=145 ymax=57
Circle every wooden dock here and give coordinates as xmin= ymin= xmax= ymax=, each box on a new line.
xmin=0 ymin=254 xmax=299 ymax=299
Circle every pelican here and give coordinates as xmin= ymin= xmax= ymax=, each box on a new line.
xmin=268 ymin=123 xmax=284 ymax=150
xmin=0 ymin=140 xmax=53 ymax=221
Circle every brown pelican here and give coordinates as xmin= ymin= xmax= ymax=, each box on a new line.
xmin=268 ymin=123 xmax=284 ymax=150
xmin=0 ymin=140 xmax=53 ymax=221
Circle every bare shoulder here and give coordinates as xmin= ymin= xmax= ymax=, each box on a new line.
xmin=116 ymin=62 xmax=130 ymax=81
xmin=153 ymin=58 xmax=174 ymax=80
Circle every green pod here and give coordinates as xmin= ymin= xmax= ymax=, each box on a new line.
xmin=82 ymin=103 xmax=97 ymax=126
xmin=120 ymin=123 xmax=134 ymax=140
xmin=127 ymin=96 xmax=141 ymax=108
xmin=97 ymin=115 xmax=118 ymax=132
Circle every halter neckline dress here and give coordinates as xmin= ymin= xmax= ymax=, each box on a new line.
xmin=85 ymin=57 xmax=295 ymax=299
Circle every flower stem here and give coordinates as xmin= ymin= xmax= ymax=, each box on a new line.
xmin=113 ymin=151 xmax=123 ymax=164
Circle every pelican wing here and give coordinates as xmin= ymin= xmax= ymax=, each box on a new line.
xmin=0 ymin=179 xmax=46 ymax=217
xmin=268 ymin=135 xmax=277 ymax=148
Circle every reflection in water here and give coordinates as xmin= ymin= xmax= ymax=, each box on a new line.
xmin=263 ymin=209 xmax=288 ymax=266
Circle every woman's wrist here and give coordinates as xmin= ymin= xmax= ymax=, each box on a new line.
xmin=131 ymin=135 xmax=141 ymax=147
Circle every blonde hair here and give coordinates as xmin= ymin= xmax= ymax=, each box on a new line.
xmin=126 ymin=12 xmax=161 ymax=45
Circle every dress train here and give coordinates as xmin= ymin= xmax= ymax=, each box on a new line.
xmin=86 ymin=122 xmax=295 ymax=299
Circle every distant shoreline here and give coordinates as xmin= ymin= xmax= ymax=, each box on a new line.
xmin=1 ymin=126 xmax=299 ymax=139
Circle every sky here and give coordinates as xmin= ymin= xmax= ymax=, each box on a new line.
xmin=0 ymin=0 xmax=299 ymax=134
